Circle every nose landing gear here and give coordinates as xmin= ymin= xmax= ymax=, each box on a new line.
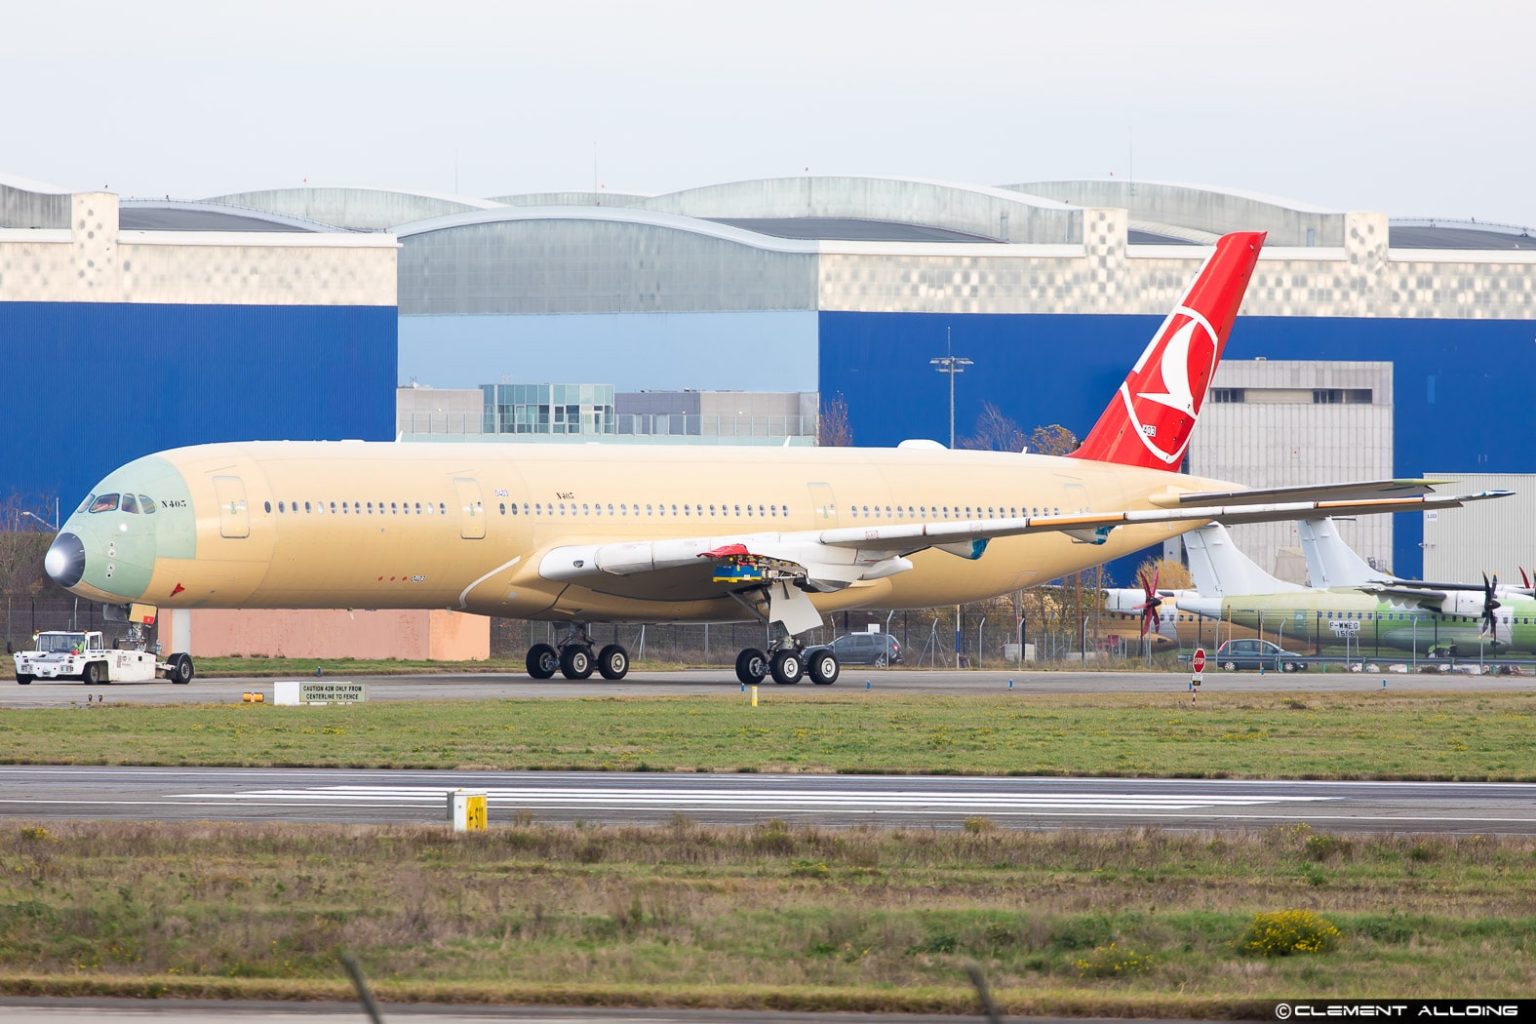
xmin=525 ymin=625 xmax=630 ymax=681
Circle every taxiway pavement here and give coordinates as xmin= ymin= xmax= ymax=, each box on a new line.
xmin=6 ymin=666 xmax=1532 ymax=706
xmin=2 ymin=765 xmax=1532 ymax=834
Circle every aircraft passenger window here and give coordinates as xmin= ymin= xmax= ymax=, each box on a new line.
xmin=683 ymin=505 xmax=690 ymax=516
xmin=278 ymin=501 xmax=286 ymax=513
xmin=140 ymin=495 xmax=156 ymax=515
xmin=620 ymin=504 xmax=628 ymax=516
xmin=607 ymin=504 xmax=615 ymax=515
xmin=366 ymin=502 xmax=373 ymax=514
xmin=942 ymin=506 xmax=949 ymax=518
xmin=306 ymin=502 xmax=313 ymax=514
xmin=264 ymin=501 xmax=272 ymax=513
xmin=671 ymin=504 xmax=679 ymax=516
xmin=559 ymin=504 xmax=566 ymax=516
xmin=511 ymin=504 xmax=519 ymax=516
xmin=534 ymin=504 xmax=542 ymax=515
xmin=499 ymin=503 xmax=506 ymax=515
xmin=439 ymin=503 xmax=446 ymax=515
xmin=771 ymin=505 xmax=778 ymax=517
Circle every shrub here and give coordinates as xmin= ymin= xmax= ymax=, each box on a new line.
xmin=788 ymin=859 xmax=831 ymax=879
xmin=963 ymin=816 xmax=997 ymax=833
xmin=1239 ymin=910 xmax=1342 ymax=957
xmin=1074 ymin=941 xmax=1152 ymax=978
xmin=1304 ymin=833 xmax=1352 ymax=861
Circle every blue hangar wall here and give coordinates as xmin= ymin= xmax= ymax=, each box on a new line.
xmin=819 ymin=311 xmax=1536 ymax=580
xmin=1 ymin=302 xmax=397 ymax=515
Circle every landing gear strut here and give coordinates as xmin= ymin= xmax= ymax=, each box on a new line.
xmin=526 ymin=625 xmax=629 ymax=682
xmin=729 ymin=583 xmax=839 ymax=687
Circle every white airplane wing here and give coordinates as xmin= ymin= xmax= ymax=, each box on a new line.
xmin=538 ymin=487 xmax=1509 ymax=595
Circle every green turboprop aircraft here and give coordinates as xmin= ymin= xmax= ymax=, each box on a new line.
xmin=1173 ymin=519 xmax=1536 ymax=657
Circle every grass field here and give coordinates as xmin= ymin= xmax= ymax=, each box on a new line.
xmin=2 ymin=691 xmax=1534 ymax=779
xmin=1 ymin=820 xmax=1532 ymax=1015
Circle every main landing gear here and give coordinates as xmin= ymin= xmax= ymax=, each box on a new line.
xmin=526 ymin=625 xmax=629 ymax=681
xmin=734 ymin=641 xmax=840 ymax=686
xmin=730 ymin=578 xmax=841 ymax=687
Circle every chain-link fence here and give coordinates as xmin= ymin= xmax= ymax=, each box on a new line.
xmin=0 ymin=593 xmax=136 ymax=655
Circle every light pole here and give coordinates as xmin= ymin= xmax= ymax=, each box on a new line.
xmin=929 ymin=327 xmax=973 ymax=448
xmin=18 ymin=509 xmax=56 ymax=533
xmin=930 ymin=327 xmax=973 ymax=665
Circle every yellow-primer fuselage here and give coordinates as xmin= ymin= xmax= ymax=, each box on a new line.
xmin=62 ymin=441 xmax=1231 ymax=623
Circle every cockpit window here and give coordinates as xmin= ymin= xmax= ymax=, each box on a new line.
xmin=140 ymin=495 xmax=156 ymax=514
xmin=120 ymin=494 xmax=139 ymax=514
xmin=77 ymin=495 xmax=96 ymax=514
xmin=89 ymin=493 xmax=120 ymax=513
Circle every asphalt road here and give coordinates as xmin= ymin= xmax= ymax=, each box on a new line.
xmin=3 ymin=765 xmax=1533 ymax=835
xmin=6 ymin=666 xmax=1533 ymax=706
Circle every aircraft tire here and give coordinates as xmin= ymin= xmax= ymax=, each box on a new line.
xmin=169 ymin=653 xmax=194 ymax=684
xmin=560 ymin=645 xmax=595 ymax=680
xmin=769 ymin=650 xmax=804 ymax=685
xmin=735 ymin=648 xmax=768 ymax=685
xmin=808 ymin=650 xmax=839 ymax=685
xmin=527 ymin=644 xmax=559 ymax=679
xmin=15 ymin=675 xmax=31 ymax=685
xmin=597 ymin=644 xmax=629 ymax=680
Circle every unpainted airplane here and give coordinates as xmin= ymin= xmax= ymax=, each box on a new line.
xmin=40 ymin=233 xmax=1507 ymax=685
xmin=1174 ymin=520 xmax=1536 ymax=655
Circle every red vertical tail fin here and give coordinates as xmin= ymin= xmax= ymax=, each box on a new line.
xmin=1070 ymin=231 xmax=1265 ymax=470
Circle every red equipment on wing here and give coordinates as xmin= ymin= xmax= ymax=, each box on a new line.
xmin=1072 ymin=231 xmax=1266 ymax=470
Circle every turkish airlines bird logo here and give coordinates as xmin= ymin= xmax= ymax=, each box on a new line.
xmin=1121 ymin=306 xmax=1219 ymax=464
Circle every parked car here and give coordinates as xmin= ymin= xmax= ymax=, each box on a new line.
xmin=812 ymin=632 xmax=903 ymax=667
xmin=1215 ymin=639 xmax=1308 ymax=672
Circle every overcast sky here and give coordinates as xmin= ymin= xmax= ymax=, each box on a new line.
xmin=6 ymin=1 xmax=1533 ymax=225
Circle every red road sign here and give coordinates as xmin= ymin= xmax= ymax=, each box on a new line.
xmin=1192 ymin=648 xmax=1207 ymax=673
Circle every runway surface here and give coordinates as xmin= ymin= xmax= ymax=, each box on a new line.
xmin=7 ymin=666 xmax=1533 ymax=705
xmin=3 ymin=765 xmax=1533 ymax=834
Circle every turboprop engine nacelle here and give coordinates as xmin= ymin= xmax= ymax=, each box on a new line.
xmin=1436 ymin=591 xmax=1493 ymax=618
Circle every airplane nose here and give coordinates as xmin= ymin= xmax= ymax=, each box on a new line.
xmin=45 ymin=532 xmax=86 ymax=589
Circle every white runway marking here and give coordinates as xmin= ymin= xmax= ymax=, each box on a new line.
xmin=167 ymin=784 xmax=1337 ymax=814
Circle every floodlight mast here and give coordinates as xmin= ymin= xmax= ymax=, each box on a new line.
xmin=929 ymin=327 xmax=973 ymax=448
xmin=929 ymin=326 xmax=974 ymax=667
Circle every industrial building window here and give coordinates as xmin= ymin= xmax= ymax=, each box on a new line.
xmin=1211 ymin=388 xmax=1245 ymax=403
xmin=1313 ymin=388 xmax=1373 ymax=404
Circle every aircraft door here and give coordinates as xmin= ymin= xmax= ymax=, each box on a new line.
xmin=454 ymin=477 xmax=485 ymax=540
xmin=211 ymin=476 xmax=250 ymax=539
xmin=807 ymin=482 xmax=839 ymax=526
